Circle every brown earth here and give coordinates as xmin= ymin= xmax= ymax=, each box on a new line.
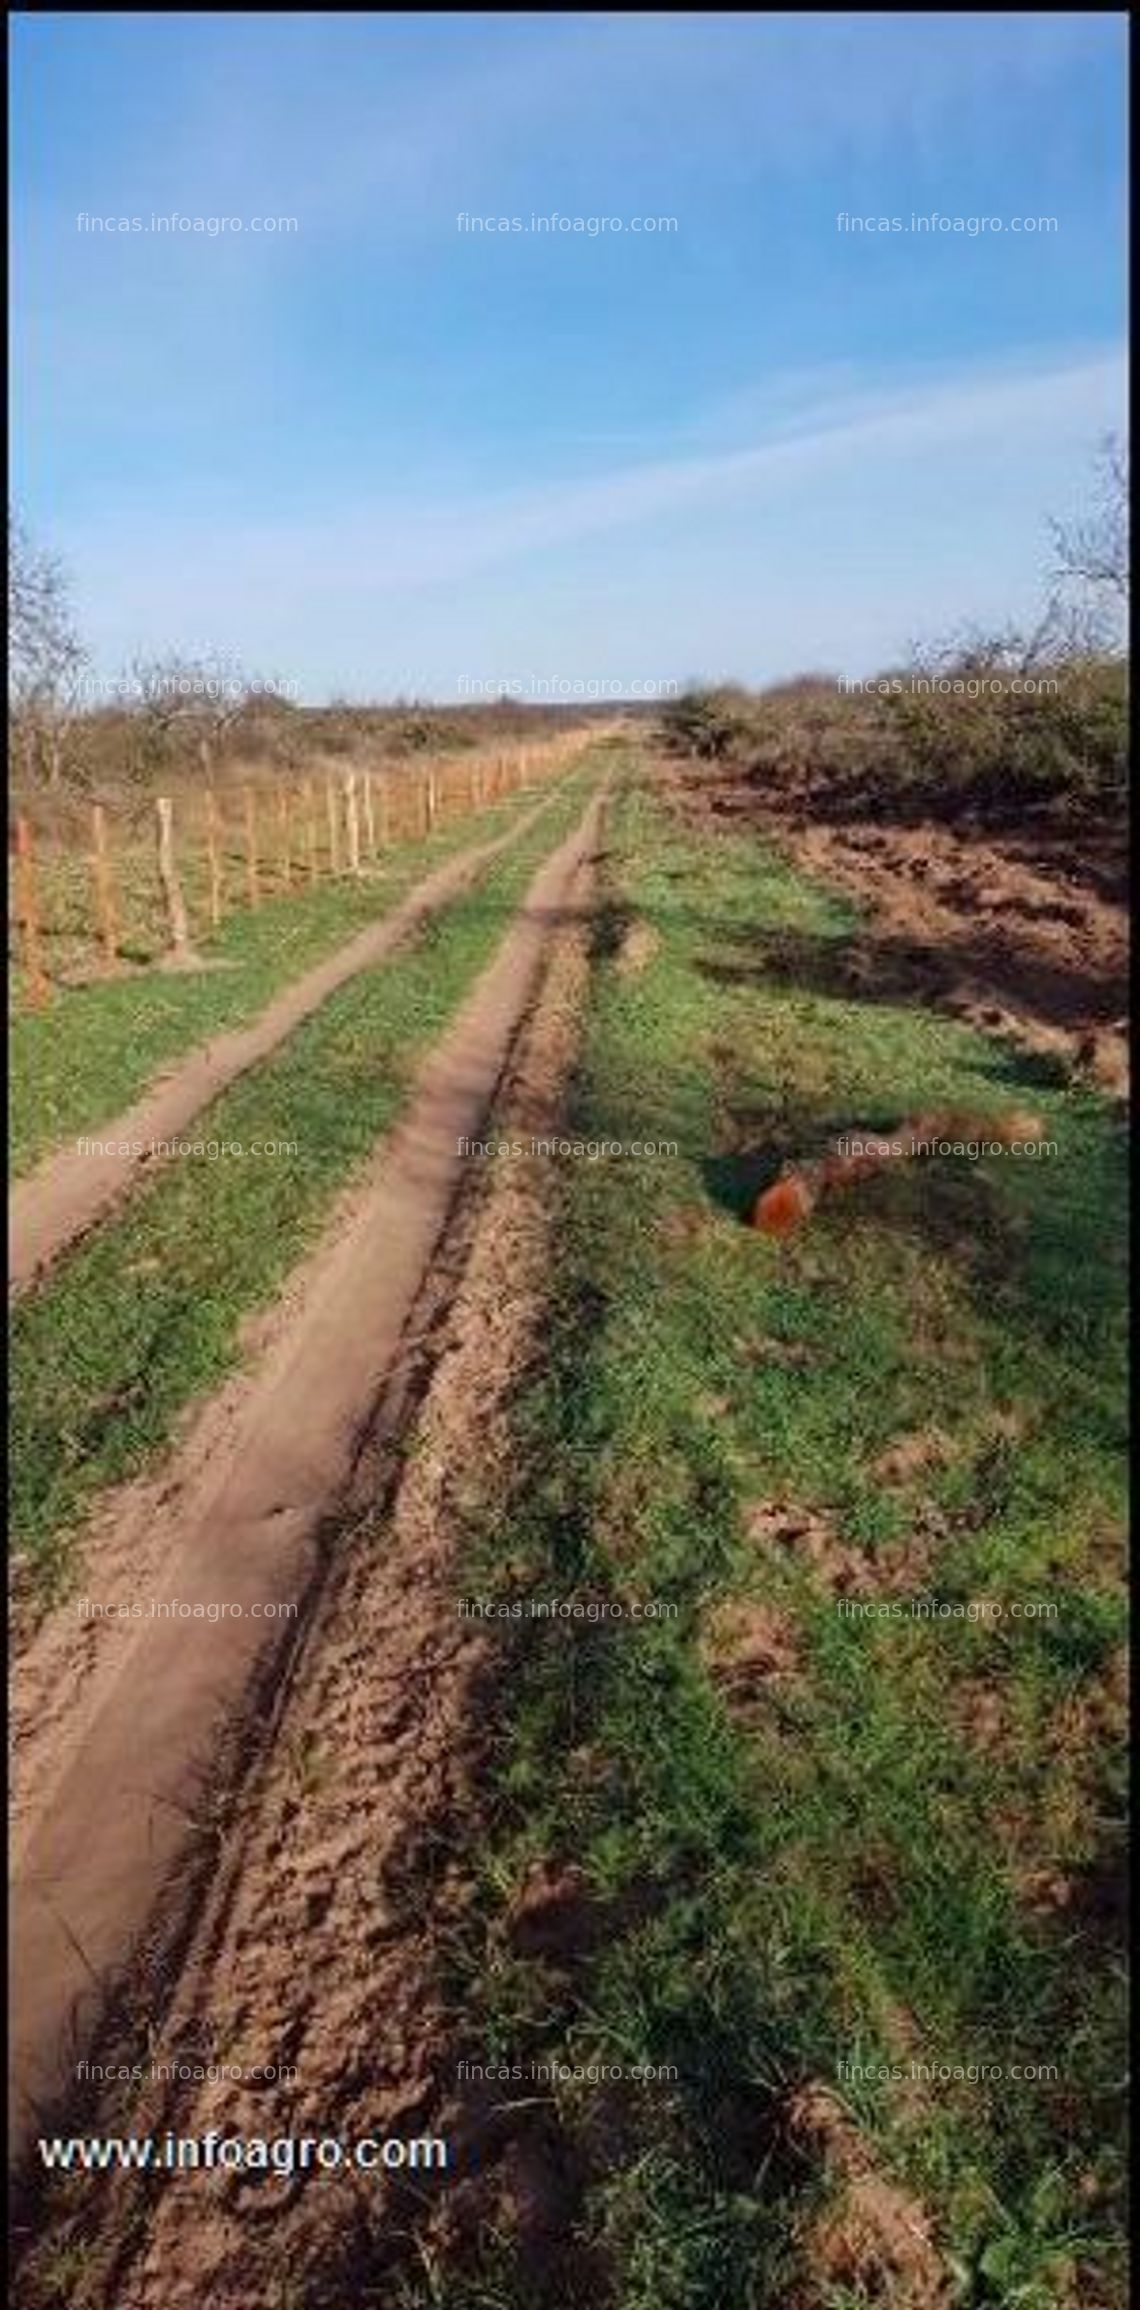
xmin=613 ymin=920 xmax=660 ymax=975
xmin=785 ymin=2082 xmax=953 ymax=2310
xmin=872 ymin=1429 xmax=957 ymax=1486
xmin=9 ymin=785 xmax=564 ymax=1298
xmin=699 ymin=1594 xmax=801 ymax=1722
xmin=9 ymin=783 xmax=607 ymax=2186
xmin=739 ymin=1487 xmax=981 ymax=1606
xmin=663 ymin=757 xmax=1130 ymax=1098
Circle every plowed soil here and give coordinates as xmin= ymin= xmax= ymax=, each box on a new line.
xmin=669 ymin=761 xmax=1129 ymax=1099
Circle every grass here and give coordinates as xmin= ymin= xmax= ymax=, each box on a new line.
xmin=10 ymin=759 xmax=603 ymax=1608
xmin=393 ymin=768 xmax=1127 ymax=2308
xmin=9 ymin=768 xmax=554 ymax=1177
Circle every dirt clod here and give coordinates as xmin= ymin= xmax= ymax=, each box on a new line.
xmin=873 ymin=1430 xmax=956 ymax=1486
xmin=787 ymin=2083 xmax=953 ymax=2309
xmin=701 ymin=1597 xmax=800 ymax=1715
xmin=614 ymin=920 xmax=660 ymax=975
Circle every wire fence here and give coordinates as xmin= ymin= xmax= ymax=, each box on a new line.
xmin=9 ymin=734 xmax=590 ymax=1008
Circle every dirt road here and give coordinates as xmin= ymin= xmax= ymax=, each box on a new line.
xmin=10 ymin=779 xmax=606 ymax=2175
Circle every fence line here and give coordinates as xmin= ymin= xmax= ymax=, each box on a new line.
xmin=9 ymin=733 xmax=596 ymax=1006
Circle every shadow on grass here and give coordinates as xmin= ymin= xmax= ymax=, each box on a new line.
xmin=689 ymin=913 xmax=1126 ymax=1036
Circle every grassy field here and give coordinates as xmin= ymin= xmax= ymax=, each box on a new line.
xmin=10 ymin=760 xmax=602 ymax=1610
xmin=10 ymin=772 xmax=556 ymax=1178
xmin=408 ymin=769 xmax=1127 ymax=2307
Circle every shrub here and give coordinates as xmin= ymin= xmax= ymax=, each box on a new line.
xmin=670 ymin=655 xmax=1128 ymax=830
xmin=660 ymin=685 xmax=758 ymax=761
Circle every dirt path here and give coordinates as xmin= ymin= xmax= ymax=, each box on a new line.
xmin=9 ymin=786 xmax=563 ymax=1299
xmin=9 ymin=781 xmax=607 ymax=2172
xmin=14 ymin=835 xmax=598 ymax=2308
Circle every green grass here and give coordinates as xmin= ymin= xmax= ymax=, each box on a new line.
xmin=392 ymin=769 xmax=1127 ymax=2309
xmin=9 ymin=776 xmax=554 ymax=1178
xmin=10 ymin=762 xmax=603 ymax=1607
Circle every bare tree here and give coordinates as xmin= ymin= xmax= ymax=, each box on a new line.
xmin=122 ymin=651 xmax=265 ymax=781
xmin=910 ymin=439 xmax=1130 ymax=681
xmin=8 ymin=510 xmax=88 ymax=785
xmin=908 ymin=617 xmax=1036 ymax=685
xmin=1050 ymin=433 xmax=1129 ymax=607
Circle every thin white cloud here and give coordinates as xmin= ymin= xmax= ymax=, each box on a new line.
xmin=66 ymin=344 xmax=1125 ymax=688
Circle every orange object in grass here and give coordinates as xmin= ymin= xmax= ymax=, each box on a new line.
xmin=749 ymin=1110 xmax=1045 ymax=1237
xmin=752 ymin=1172 xmax=819 ymax=1235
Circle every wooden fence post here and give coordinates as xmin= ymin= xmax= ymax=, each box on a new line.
xmin=277 ymin=785 xmax=292 ymax=891
xmin=378 ymin=771 xmax=390 ymax=850
xmin=425 ymin=768 xmax=437 ymax=833
xmin=244 ymin=785 xmax=260 ymax=908
xmin=303 ymin=780 xmax=319 ymax=880
xmin=15 ymin=816 xmax=50 ymax=1008
xmin=156 ymin=796 xmax=194 ymax=960
xmin=90 ymin=803 xmax=120 ymax=965
xmin=344 ymin=769 xmax=361 ymax=878
xmin=326 ymin=775 xmax=341 ymax=876
xmin=204 ymin=789 xmax=223 ymax=929
xmin=362 ymin=770 xmax=377 ymax=859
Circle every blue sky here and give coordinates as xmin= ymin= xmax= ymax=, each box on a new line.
xmin=10 ymin=11 xmax=1128 ymax=701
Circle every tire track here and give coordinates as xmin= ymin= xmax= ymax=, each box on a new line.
xmin=9 ymin=780 xmax=607 ymax=2171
